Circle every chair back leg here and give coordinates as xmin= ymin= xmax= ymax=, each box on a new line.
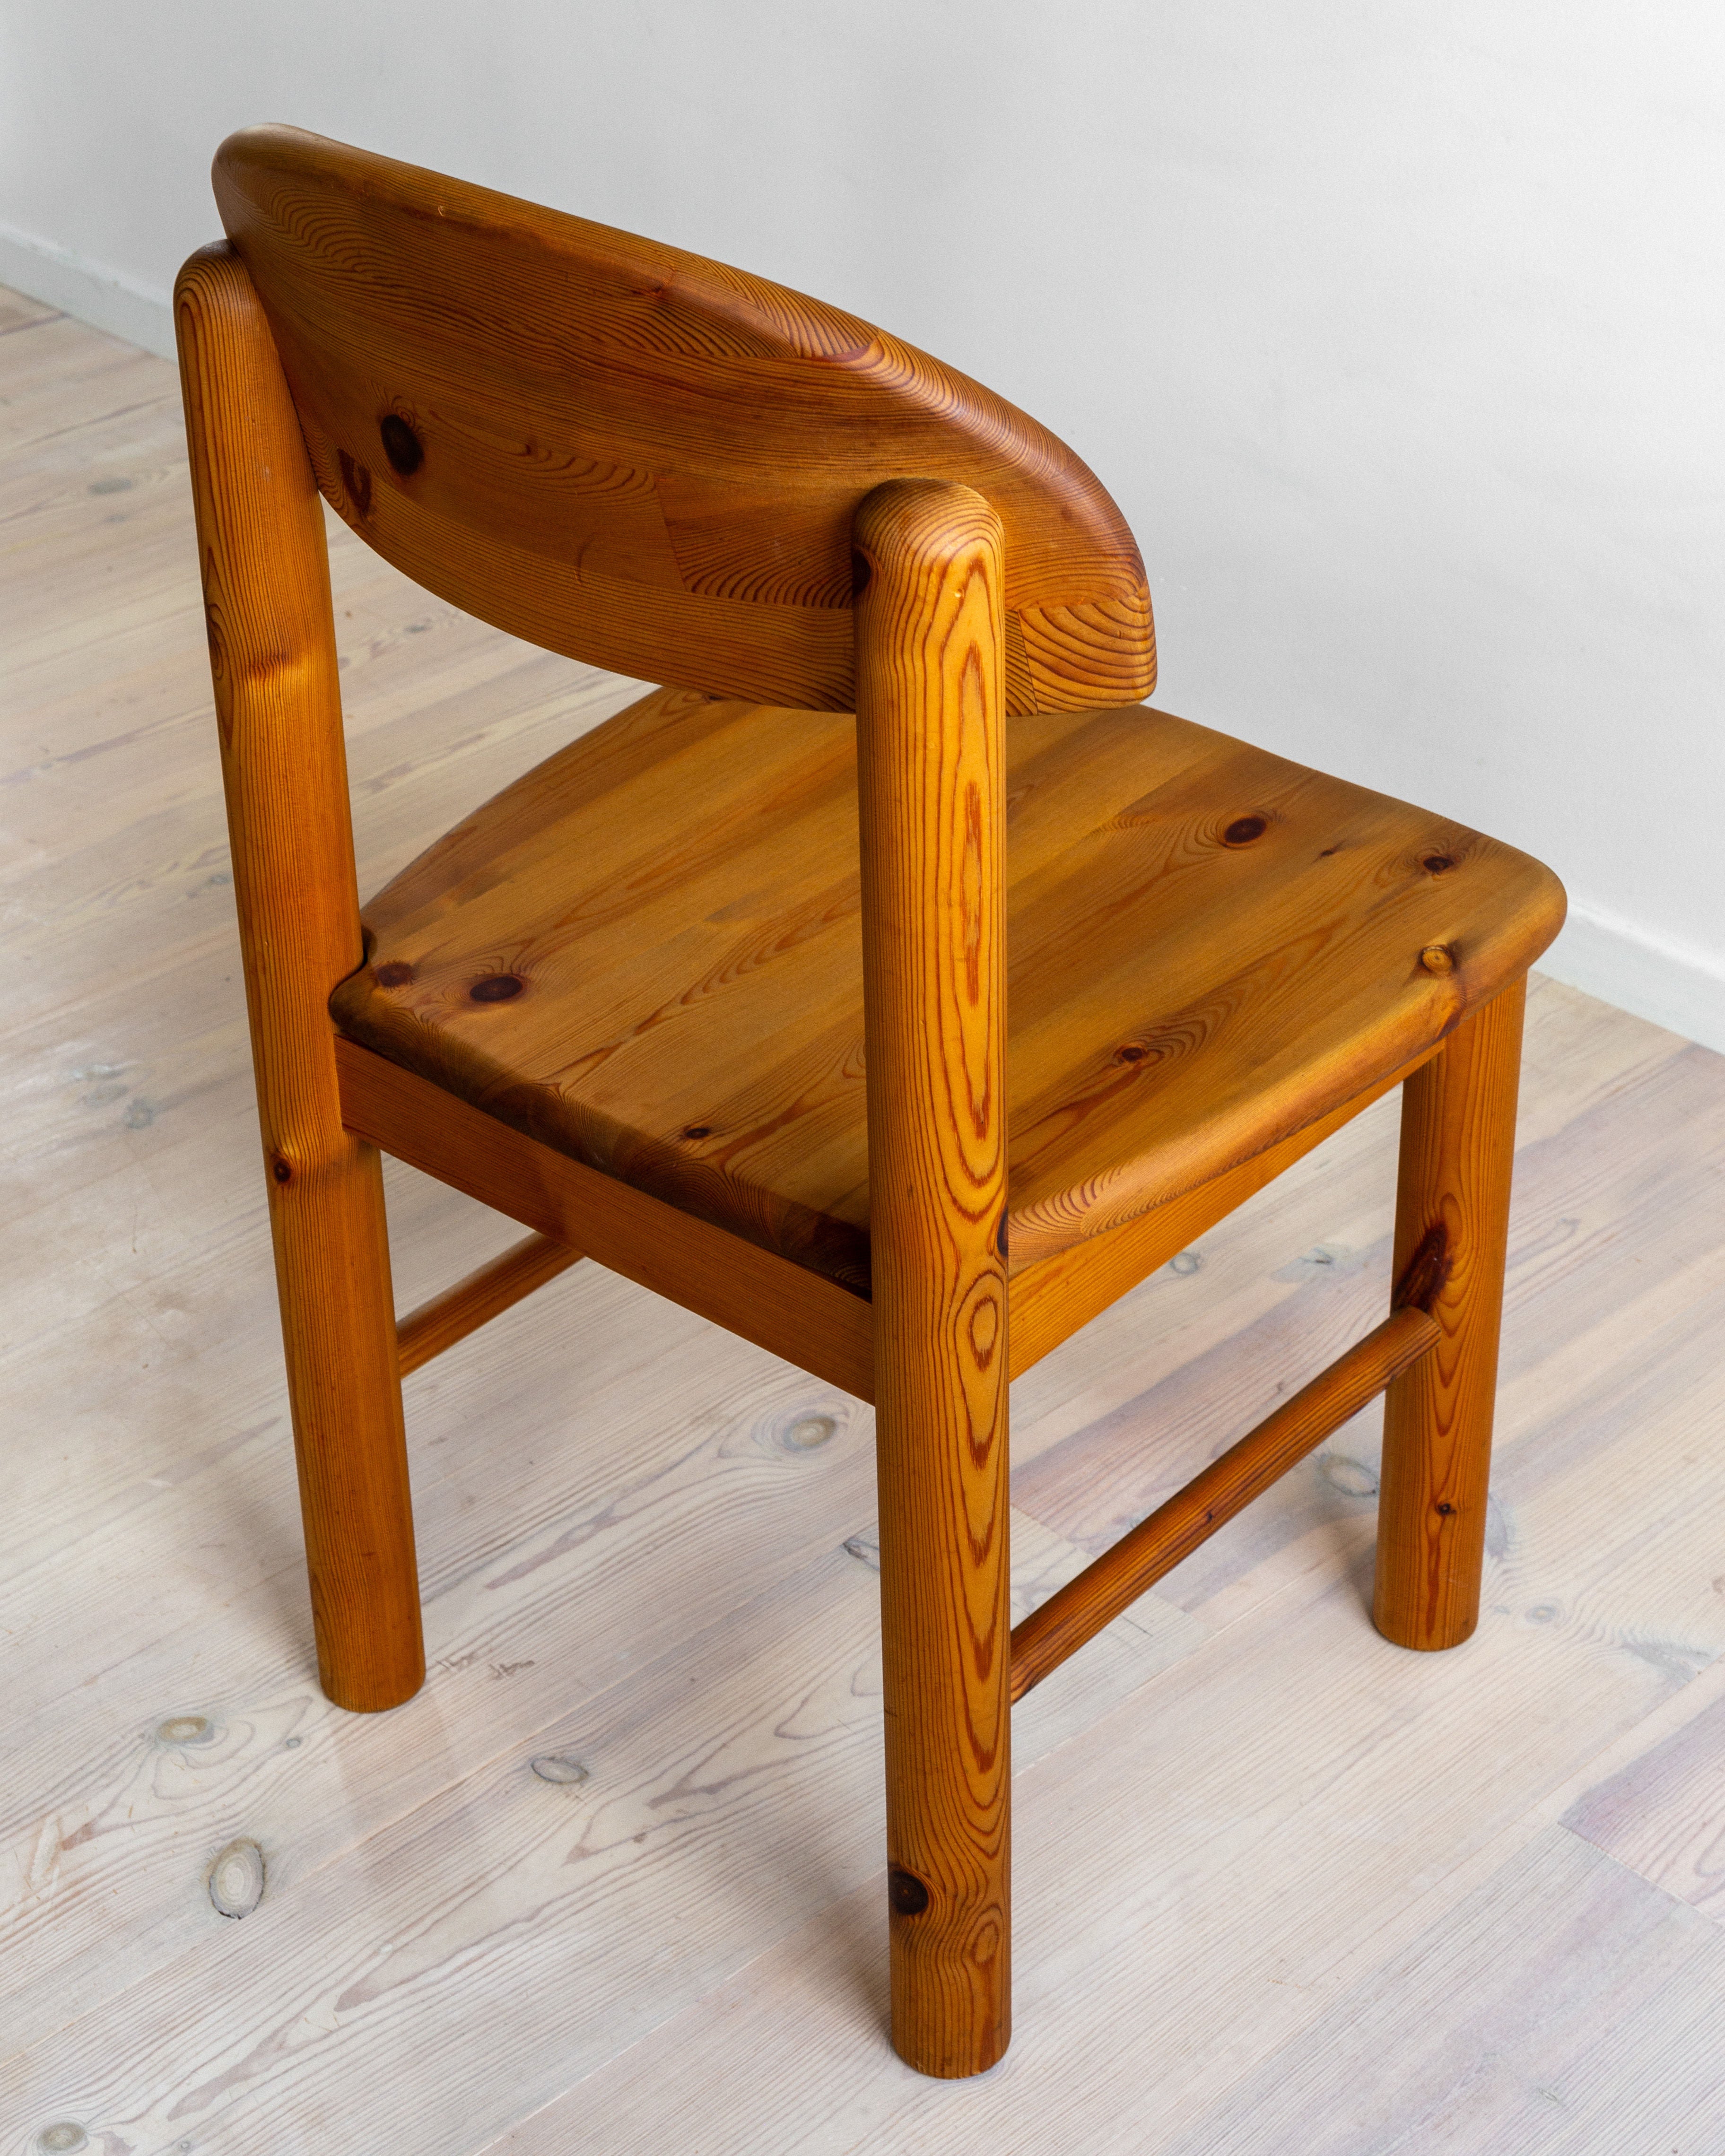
xmin=855 ymin=480 xmax=1013 ymax=2077
xmin=176 ymin=244 xmax=424 ymax=1713
xmin=1375 ymin=975 xmax=1527 ymax=1650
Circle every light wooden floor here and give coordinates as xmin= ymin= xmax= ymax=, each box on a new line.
xmin=4 ymin=288 xmax=1725 ymax=2156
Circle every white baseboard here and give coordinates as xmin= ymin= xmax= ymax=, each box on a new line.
xmin=0 ymin=220 xmax=174 ymax=360
xmin=1539 ymin=899 xmax=1725 ymax=1055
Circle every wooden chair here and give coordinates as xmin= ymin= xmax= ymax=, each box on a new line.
xmin=175 ymin=125 xmax=1566 ymax=2079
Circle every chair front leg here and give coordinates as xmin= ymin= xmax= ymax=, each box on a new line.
xmin=1375 ymin=976 xmax=1526 ymax=1650
xmin=854 ymin=480 xmax=1012 ymax=2078
xmin=177 ymin=244 xmax=424 ymax=1713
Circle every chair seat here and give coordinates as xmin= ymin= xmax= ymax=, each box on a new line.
xmin=331 ymin=686 xmax=1565 ymax=1293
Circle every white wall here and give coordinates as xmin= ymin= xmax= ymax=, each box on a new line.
xmin=5 ymin=0 xmax=1722 ymax=1049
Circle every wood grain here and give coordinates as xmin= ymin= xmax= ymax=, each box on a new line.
xmin=855 ymin=479 xmax=1011 ymax=2076
xmin=1374 ymin=979 xmax=1526 ymax=1650
xmin=6 ymin=291 xmax=1724 ymax=2156
xmin=174 ymin=243 xmax=423 ymax=1713
xmin=174 ymin=156 xmax=1563 ymax=2069
xmin=396 ymin=1231 xmax=583 ymax=1377
xmin=1010 ymin=1304 xmax=1439 ymax=1700
xmin=0 ymin=287 xmax=61 ymax=337
xmin=1150 ymin=1826 xmax=1725 ymax=2154
xmin=357 ymin=1014 xmax=1443 ymax=1414
xmin=1564 ymin=1653 xmax=1725 ymax=1928
xmin=1011 ymin=1012 xmax=1725 ymax=1643
xmin=487 ymin=1425 xmax=1725 ymax=2156
xmin=337 ymin=1036 xmax=876 ymax=1401
xmin=1006 ymin=1046 xmax=1436 ymax=1377
xmin=331 ymin=686 xmax=1565 ymax=1297
xmin=210 ymin=125 xmax=1154 ymax=716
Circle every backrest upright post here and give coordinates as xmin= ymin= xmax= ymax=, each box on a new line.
xmin=853 ymin=478 xmax=1013 ymax=2076
xmin=175 ymin=240 xmax=423 ymax=1712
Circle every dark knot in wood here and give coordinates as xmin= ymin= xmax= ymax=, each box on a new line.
xmin=1224 ymin=815 xmax=1268 ymax=846
xmin=470 ymin=973 xmax=524 ymax=1003
xmin=1422 ymin=853 xmax=1455 ymax=875
xmin=375 ymin=960 xmax=414 ymax=988
xmin=888 ymin=1866 xmax=930 ymax=1916
xmin=1393 ymin=1223 xmax=1451 ymax=1314
xmin=338 ymin=449 xmax=373 ymax=518
xmin=380 ymin=413 xmax=424 ymax=476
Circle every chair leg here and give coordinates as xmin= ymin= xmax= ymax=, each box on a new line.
xmin=1374 ymin=976 xmax=1526 ymax=1650
xmin=265 ymin=1116 xmax=424 ymax=1713
xmin=855 ymin=478 xmax=1012 ymax=2077
xmin=176 ymin=243 xmax=424 ymax=1712
xmin=873 ymin=1313 xmax=1012 ymax=2078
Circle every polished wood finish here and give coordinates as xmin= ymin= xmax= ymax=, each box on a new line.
xmin=1005 ymin=1046 xmax=1437 ymax=1378
xmin=210 ymin=126 xmax=1154 ymax=717
xmin=397 ymin=1233 xmax=583 ymax=1378
xmin=1374 ymin=980 xmax=1527 ymax=1651
xmin=855 ymin=481 xmax=1012 ymax=2077
xmin=1011 ymin=1305 xmax=1441 ymax=1702
xmin=168 ymin=132 xmax=1569 ymax=2081
xmin=174 ymin=243 xmax=424 ymax=1713
xmin=13 ymin=291 xmax=1704 ymax=2137
xmin=337 ymin=1039 xmax=876 ymax=1403
xmin=331 ymin=686 xmax=1564 ymax=1296
xmin=344 ymin=1021 xmax=1476 ymax=1422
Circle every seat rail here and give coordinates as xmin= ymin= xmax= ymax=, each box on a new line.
xmin=337 ymin=1035 xmax=877 ymax=1400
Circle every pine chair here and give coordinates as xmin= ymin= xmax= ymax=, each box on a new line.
xmin=175 ymin=125 xmax=1566 ymax=2079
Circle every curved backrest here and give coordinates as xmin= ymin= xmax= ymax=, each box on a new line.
xmin=213 ymin=126 xmax=1155 ymax=715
